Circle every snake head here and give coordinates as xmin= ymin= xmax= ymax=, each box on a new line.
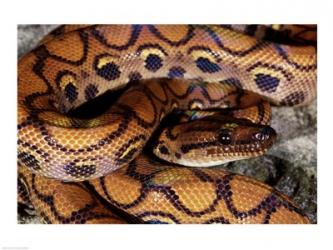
xmin=153 ymin=116 xmax=277 ymax=167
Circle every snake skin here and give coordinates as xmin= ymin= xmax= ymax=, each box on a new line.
xmin=17 ymin=25 xmax=317 ymax=224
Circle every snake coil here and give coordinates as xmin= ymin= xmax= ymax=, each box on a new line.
xmin=18 ymin=25 xmax=316 ymax=224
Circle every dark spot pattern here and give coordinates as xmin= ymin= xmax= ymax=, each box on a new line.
xmin=96 ymin=62 xmax=121 ymax=81
xmin=159 ymin=145 xmax=170 ymax=155
xmin=128 ymin=72 xmax=142 ymax=82
xmin=18 ymin=152 xmax=41 ymax=171
xmin=168 ymin=66 xmax=186 ymax=78
xmin=255 ymin=73 xmax=280 ymax=93
xmin=64 ymin=164 xmax=96 ymax=178
xmin=281 ymin=91 xmax=305 ymax=106
xmin=145 ymin=54 xmax=163 ymax=72
xmin=84 ymin=84 xmax=99 ymax=101
xmin=93 ymin=54 xmax=121 ymax=81
xmin=195 ymin=57 xmax=221 ymax=73
xmin=55 ymin=70 xmax=77 ymax=90
xmin=246 ymin=62 xmax=292 ymax=82
xmin=64 ymin=83 xmax=78 ymax=103
xmin=80 ymin=70 xmax=90 ymax=79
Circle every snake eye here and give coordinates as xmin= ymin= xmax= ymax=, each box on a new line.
xmin=218 ymin=129 xmax=232 ymax=145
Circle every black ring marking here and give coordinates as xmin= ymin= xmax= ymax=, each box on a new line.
xmin=246 ymin=62 xmax=293 ymax=82
xmin=30 ymin=174 xmax=117 ymax=223
xmin=93 ymin=53 xmax=121 ymax=81
xmin=257 ymin=101 xmax=266 ymax=124
xmin=187 ymin=46 xmax=223 ymax=63
xmin=40 ymin=30 xmax=89 ymax=66
xmin=273 ymin=44 xmax=316 ymax=71
xmin=200 ymin=26 xmax=269 ymax=57
xmin=136 ymin=211 xmax=181 ymax=224
xmin=148 ymin=25 xmax=195 ymax=47
xmin=91 ymin=25 xmax=142 ymax=50
xmin=136 ymin=43 xmax=169 ymax=57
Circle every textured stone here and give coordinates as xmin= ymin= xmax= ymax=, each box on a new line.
xmin=18 ymin=25 xmax=58 ymax=58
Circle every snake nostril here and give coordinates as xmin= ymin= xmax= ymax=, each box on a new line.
xmin=254 ymin=132 xmax=266 ymax=141
xmin=253 ymin=127 xmax=275 ymax=141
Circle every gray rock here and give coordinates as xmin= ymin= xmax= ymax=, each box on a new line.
xmin=18 ymin=25 xmax=58 ymax=58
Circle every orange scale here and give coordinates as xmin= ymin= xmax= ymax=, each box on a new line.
xmin=209 ymin=200 xmax=240 ymax=223
xmin=126 ymin=190 xmax=184 ymax=221
xmin=269 ymin=207 xmax=309 ymax=224
xmin=53 ymin=187 xmax=93 ymax=218
xmin=151 ymin=168 xmax=193 ymax=185
xmin=217 ymin=28 xmax=259 ymax=54
xmin=136 ymin=165 xmax=163 ymax=176
xmin=93 ymin=173 xmax=142 ymax=205
xmin=45 ymin=32 xmax=85 ymax=62
xmin=171 ymin=182 xmax=217 ymax=213
xmin=18 ymin=59 xmax=49 ymax=90
xmin=234 ymin=213 xmax=267 ymax=224
xmin=86 ymin=217 xmax=125 ymax=224
xmin=94 ymin=25 xmax=134 ymax=48
xmin=230 ymin=177 xmax=272 ymax=212
xmin=281 ymin=45 xmax=316 ymax=65
xmin=145 ymin=81 xmax=168 ymax=100
xmin=155 ymin=25 xmax=191 ymax=43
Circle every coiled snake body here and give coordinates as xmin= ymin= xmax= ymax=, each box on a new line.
xmin=18 ymin=25 xmax=316 ymax=224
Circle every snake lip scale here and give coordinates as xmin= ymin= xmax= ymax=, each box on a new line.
xmin=18 ymin=24 xmax=316 ymax=224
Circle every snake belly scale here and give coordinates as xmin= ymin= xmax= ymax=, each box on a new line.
xmin=18 ymin=25 xmax=316 ymax=224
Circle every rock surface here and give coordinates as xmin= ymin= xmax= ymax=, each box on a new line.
xmin=17 ymin=25 xmax=317 ymax=223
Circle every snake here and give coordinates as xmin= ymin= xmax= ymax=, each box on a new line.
xmin=17 ymin=25 xmax=317 ymax=224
